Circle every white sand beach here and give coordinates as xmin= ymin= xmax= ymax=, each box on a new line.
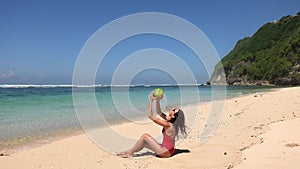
xmin=0 ymin=87 xmax=299 ymax=169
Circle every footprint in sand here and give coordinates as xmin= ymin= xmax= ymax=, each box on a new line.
xmin=285 ymin=143 xmax=300 ymax=148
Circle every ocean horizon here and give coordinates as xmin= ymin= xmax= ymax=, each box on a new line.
xmin=0 ymin=83 xmax=211 ymax=88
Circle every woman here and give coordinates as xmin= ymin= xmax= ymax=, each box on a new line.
xmin=116 ymin=92 xmax=187 ymax=158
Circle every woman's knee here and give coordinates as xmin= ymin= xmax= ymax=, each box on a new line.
xmin=141 ymin=133 xmax=151 ymax=139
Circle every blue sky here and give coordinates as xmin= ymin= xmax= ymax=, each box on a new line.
xmin=1 ymin=0 xmax=299 ymax=85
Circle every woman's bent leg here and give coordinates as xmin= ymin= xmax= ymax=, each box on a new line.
xmin=141 ymin=134 xmax=171 ymax=157
xmin=116 ymin=133 xmax=170 ymax=158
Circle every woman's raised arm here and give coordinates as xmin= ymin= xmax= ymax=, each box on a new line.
xmin=156 ymin=95 xmax=167 ymax=120
xmin=148 ymin=93 xmax=170 ymax=127
xmin=148 ymin=94 xmax=156 ymax=120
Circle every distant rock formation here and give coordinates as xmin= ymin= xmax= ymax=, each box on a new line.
xmin=211 ymin=12 xmax=300 ymax=86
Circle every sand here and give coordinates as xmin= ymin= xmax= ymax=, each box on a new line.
xmin=0 ymin=87 xmax=299 ymax=169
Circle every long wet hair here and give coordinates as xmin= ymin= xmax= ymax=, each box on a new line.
xmin=169 ymin=109 xmax=187 ymax=139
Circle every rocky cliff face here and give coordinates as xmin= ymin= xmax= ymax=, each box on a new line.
xmin=211 ymin=12 xmax=300 ymax=86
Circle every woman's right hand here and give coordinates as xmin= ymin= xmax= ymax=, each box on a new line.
xmin=150 ymin=92 xmax=155 ymax=102
xmin=156 ymin=93 xmax=164 ymax=101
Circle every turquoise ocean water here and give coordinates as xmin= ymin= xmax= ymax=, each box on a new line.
xmin=0 ymin=85 xmax=276 ymax=152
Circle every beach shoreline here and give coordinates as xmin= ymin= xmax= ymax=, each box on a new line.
xmin=0 ymin=85 xmax=270 ymax=155
xmin=0 ymin=86 xmax=276 ymax=155
xmin=0 ymin=86 xmax=299 ymax=169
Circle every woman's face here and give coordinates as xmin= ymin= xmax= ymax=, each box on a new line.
xmin=166 ymin=108 xmax=178 ymax=121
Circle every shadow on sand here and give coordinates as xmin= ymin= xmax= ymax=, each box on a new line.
xmin=134 ymin=148 xmax=190 ymax=158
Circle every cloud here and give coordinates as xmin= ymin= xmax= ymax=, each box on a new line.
xmin=0 ymin=70 xmax=15 ymax=79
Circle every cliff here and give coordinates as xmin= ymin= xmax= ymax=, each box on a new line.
xmin=211 ymin=12 xmax=300 ymax=85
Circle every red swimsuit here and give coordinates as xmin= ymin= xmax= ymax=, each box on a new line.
xmin=162 ymin=128 xmax=175 ymax=155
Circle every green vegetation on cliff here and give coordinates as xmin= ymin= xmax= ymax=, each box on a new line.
xmin=212 ymin=12 xmax=300 ymax=85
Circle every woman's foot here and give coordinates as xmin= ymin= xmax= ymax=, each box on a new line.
xmin=116 ymin=151 xmax=133 ymax=158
